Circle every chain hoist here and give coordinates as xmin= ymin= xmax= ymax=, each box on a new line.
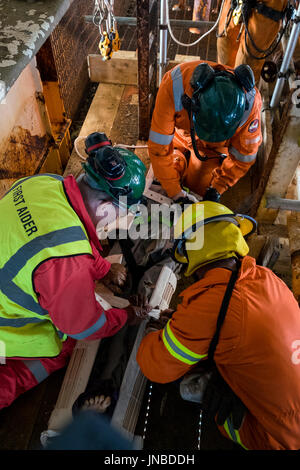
xmin=93 ymin=0 xmax=121 ymax=61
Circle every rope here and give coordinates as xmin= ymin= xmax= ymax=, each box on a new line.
xmin=165 ymin=0 xmax=225 ymax=47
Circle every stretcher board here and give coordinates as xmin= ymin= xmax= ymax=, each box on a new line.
xmin=110 ymin=266 xmax=177 ymax=444
xmin=44 ymin=293 xmax=111 ymax=435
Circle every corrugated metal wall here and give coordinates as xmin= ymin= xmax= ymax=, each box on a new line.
xmin=50 ymin=0 xmax=99 ymax=119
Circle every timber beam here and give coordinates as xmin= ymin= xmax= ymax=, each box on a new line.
xmin=250 ymin=93 xmax=300 ymax=224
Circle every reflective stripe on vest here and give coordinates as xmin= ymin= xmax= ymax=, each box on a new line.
xmin=0 ymin=174 xmax=93 ymax=357
xmin=162 ymin=320 xmax=207 ymax=365
xmin=224 ymin=416 xmax=248 ymax=450
xmin=229 ymin=146 xmax=257 ymax=163
xmin=148 ymin=65 xmax=183 ymax=147
xmin=0 ymin=226 xmax=87 ymax=321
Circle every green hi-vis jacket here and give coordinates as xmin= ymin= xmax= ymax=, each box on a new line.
xmin=0 ymin=174 xmax=92 ymax=358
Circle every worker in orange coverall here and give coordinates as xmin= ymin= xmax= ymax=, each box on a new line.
xmin=137 ymin=201 xmax=300 ymax=450
xmin=148 ymin=60 xmax=262 ymax=205
xmin=217 ymin=0 xmax=292 ymax=83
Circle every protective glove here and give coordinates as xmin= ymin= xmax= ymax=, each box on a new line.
xmin=173 ymin=189 xmax=199 ymax=206
xmin=101 ymin=263 xmax=127 ymax=294
xmin=202 ymin=367 xmax=247 ymax=430
xmin=203 ymin=187 xmax=221 ymax=203
xmin=125 ymin=303 xmax=153 ymax=325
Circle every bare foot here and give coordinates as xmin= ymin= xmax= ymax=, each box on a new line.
xmin=82 ymin=395 xmax=111 ymax=413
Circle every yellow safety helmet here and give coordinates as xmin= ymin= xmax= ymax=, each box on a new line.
xmin=172 ymin=201 xmax=256 ymax=276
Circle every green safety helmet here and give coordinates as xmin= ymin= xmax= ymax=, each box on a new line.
xmin=82 ymin=138 xmax=146 ymax=208
xmin=190 ymin=63 xmax=252 ymax=143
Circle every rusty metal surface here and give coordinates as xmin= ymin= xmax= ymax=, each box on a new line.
xmin=0 ymin=125 xmax=48 ymax=179
xmin=0 ymin=0 xmax=73 ymax=99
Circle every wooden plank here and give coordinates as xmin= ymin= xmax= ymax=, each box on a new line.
xmin=88 ymin=52 xmax=138 ymax=85
xmin=88 ymin=53 xmax=200 ymax=86
xmin=46 ymin=339 xmax=102 ymax=433
xmin=257 ymin=237 xmax=280 ymax=269
xmin=247 ymin=234 xmax=268 ymax=261
xmin=63 ymin=83 xmax=125 ymax=178
xmin=258 ymin=223 xmax=288 ymax=238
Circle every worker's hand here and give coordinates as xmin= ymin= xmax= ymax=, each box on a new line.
xmin=202 ymin=367 xmax=247 ymax=430
xmin=173 ymin=190 xmax=199 ymax=206
xmin=203 ymin=187 xmax=221 ymax=203
xmin=125 ymin=304 xmax=153 ymax=325
xmin=102 ymin=263 xmax=127 ymax=294
xmin=145 ymin=308 xmax=175 ymax=333
xmin=129 ymin=293 xmax=149 ymax=308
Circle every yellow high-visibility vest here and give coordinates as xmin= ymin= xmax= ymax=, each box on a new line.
xmin=0 ymin=174 xmax=92 ymax=358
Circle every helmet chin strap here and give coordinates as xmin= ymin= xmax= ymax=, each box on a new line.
xmin=190 ymin=113 xmax=209 ymax=162
xmin=190 ymin=109 xmax=227 ymax=164
xmin=182 ymin=93 xmax=226 ymax=164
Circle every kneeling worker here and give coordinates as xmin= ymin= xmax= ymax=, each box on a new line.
xmin=148 ymin=60 xmax=262 ymax=204
xmin=0 ymin=142 xmax=150 ymax=410
xmin=137 ymin=201 xmax=300 ymax=450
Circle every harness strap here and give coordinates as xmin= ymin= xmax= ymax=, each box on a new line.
xmin=255 ymin=1 xmax=286 ymax=22
xmin=207 ymin=260 xmax=241 ymax=365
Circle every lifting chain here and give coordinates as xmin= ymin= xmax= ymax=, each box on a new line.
xmin=93 ymin=0 xmax=121 ymax=61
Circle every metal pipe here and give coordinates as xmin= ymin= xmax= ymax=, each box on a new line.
xmin=270 ymin=3 xmax=300 ymax=109
xmin=266 ymin=197 xmax=300 ymax=212
xmin=159 ymin=0 xmax=168 ymax=85
xmin=84 ymin=15 xmax=215 ymax=28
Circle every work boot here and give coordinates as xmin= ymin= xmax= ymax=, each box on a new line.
xmin=180 ymin=371 xmax=212 ymax=404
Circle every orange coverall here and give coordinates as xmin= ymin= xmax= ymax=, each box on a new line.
xmin=148 ymin=61 xmax=262 ymax=199
xmin=137 ymin=256 xmax=300 ymax=450
xmin=217 ymin=0 xmax=288 ymax=82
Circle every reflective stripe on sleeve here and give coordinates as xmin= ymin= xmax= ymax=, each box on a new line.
xmin=171 ymin=66 xmax=184 ymax=112
xmin=229 ymin=146 xmax=257 ymax=163
xmin=68 ymin=312 xmax=107 ymax=340
xmin=238 ymin=89 xmax=256 ymax=128
xmin=149 ymin=130 xmax=174 ymax=145
xmin=162 ymin=320 xmax=207 ymax=365
xmin=23 ymin=359 xmax=49 ymax=383
xmin=224 ymin=416 xmax=248 ymax=450
xmin=245 ymin=136 xmax=261 ymax=145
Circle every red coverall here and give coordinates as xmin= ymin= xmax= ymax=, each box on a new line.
xmin=148 ymin=60 xmax=262 ymax=198
xmin=137 ymin=256 xmax=300 ymax=450
xmin=0 ymin=175 xmax=128 ymax=410
xmin=217 ymin=0 xmax=288 ymax=82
